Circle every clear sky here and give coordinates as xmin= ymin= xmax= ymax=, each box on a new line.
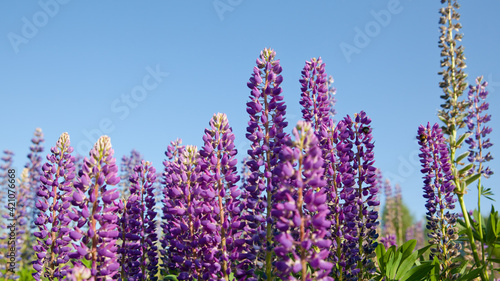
xmin=1 ymin=1 xmax=499 ymax=220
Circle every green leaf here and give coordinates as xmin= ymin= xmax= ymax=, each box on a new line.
xmin=400 ymin=239 xmax=417 ymax=260
xmin=376 ymin=243 xmax=387 ymax=272
xmin=458 ymin=163 xmax=474 ymax=176
xmin=456 ymin=132 xmax=470 ymax=147
xmin=396 ymin=251 xmax=418 ymax=280
xmin=388 ymin=251 xmax=403 ymax=278
xmin=464 ymin=173 xmax=481 ymax=187
xmin=455 ymin=151 xmax=470 ymax=163
xmin=417 ymin=244 xmax=432 ymax=259
xmin=457 ymin=268 xmax=481 ymax=281
xmin=401 ymin=263 xmax=434 ymax=281
xmin=164 ymin=275 xmax=179 ymax=281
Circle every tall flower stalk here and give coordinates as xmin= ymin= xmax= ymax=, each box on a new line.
xmin=198 ymin=113 xmax=241 ymax=280
xmin=32 ymin=133 xmax=76 ymax=280
xmin=70 ymin=135 xmax=122 ymax=279
xmin=333 ymin=112 xmax=379 ymax=280
xmin=161 ymin=141 xmax=204 ymax=279
xmin=437 ymin=1 xmax=489 ymax=279
xmin=417 ymin=123 xmax=460 ymax=278
xmin=121 ymin=160 xmax=158 ymax=281
xmin=272 ymin=121 xmax=333 ymax=280
xmin=465 ymin=76 xmax=494 ymax=268
xmin=244 ymin=48 xmax=288 ymax=278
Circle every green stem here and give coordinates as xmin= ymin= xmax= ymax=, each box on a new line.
xmin=457 ymin=195 xmax=488 ymax=281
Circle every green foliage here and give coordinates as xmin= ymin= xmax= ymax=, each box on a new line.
xmin=374 ymin=240 xmax=432 ymax=281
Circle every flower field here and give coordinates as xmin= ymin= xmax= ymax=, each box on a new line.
xmin=0 ymin=0 xmax=499 ymax=280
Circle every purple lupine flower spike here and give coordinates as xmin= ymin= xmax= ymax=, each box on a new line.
xmin=299 ymin=57 xmax=330 ymax=130
xmin=69 ymin=136 xmax=122 ymax=279
xmin=333 ymin=111 xmax=379 ymax=280
xmin=32 ymin=132 xmax=76 ymax=280
xmin=121 ymin=160 xmax=158 ymax=281
xmin=244 ymin=48 xmax=288 ymax=278
xmin=465 ymin=76 xmax=494 ymax=178
xmin=417 ymin=123 xmax=460 ymax=271
xmin=198 ymin=113 xmax=241 ymax=280
xmin=273 ymin=121 xmax=333 ymax=281
xmin=26 ymin=128 xmax=45 ymax=262
xmin=120 ymin=150 xmax=143 ymax=199
xmin=161 ymin=141 xmax=204 ymax=280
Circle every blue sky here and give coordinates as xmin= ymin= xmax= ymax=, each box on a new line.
xmin=1 ymin=1 xmax=499 ymax=220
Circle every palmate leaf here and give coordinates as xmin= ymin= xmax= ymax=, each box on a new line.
xmin=481 ymin=186 xmax=495 ymax=201
xmin=375 ymin=240 xmax=427 ymax=281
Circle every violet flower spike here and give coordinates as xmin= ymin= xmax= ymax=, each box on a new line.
xmin=32 ymin=132 xmax=76 ymax=280
xmin=121 ymin=160 xmax=158 ymax=281
xmin=299 ymin=57 xmax=330 ymax=130
xmin=198 ymin=113 xmax=241 ymax=281
xmin=333 ymin=111 xmax=379 ymax=280
xmin=417 ymin=123 xmax=460 ymax=276
xmin=70 ymin=135 xmax=122 ymax=279
xmin=244 ymin=47 xmax=288 ymax=278
xmin=161 ymin=141 xmax=204 ymax=280
xmin=273 ymin=121 xmax=333 ymax=281
xmin=465 ymin=76 xmax=493 ymax=178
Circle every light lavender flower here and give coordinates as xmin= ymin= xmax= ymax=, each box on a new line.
xmin=69 ymin=136 xmax=122 ymax=279
xmin=32 ymin=133 xmax=76 ymax=280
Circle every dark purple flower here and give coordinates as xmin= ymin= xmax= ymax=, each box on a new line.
xmin=32 ymin=132 xmax=76 ymax=280
xmin=332 ymin=111 xmax=379 ymax=280
xmin=119 ymin=160 xmax=158 ymax=281
xmin=417 ymin=123 xmax=460 ymax=262
xmin=273 ymin=121 xmax=333 ymax=280
xmin=161 ymin=141 xmax=204 ymax=280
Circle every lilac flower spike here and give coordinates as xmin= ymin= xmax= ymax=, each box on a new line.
xmin=273 ymin=121 xmax=333 ymax=281
xmin=299 ymin=57 xmax=330 ymax=130
xmin=198 ymin=113 xmax=241 ymax=280
xmin=245 ymin=48 xmax=288 ymax=277
xmin=417 ymin=123 xmax=460 ymax=267
xmin=70 ymin=135 xmax=122 ymax=279
xmin=33 ymin=132 xmax=76 ymax=280
xmin=465 ymin=76 xmax=493 ymax=178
